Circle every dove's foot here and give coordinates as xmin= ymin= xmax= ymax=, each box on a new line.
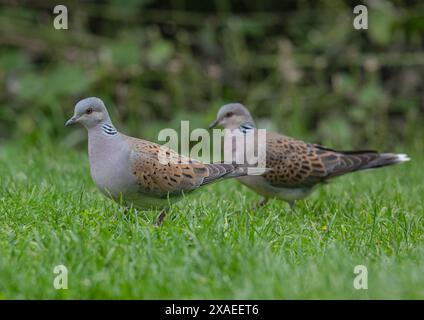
xmin=252 ymin=198 xmax=269 ymax=211
xmin=155 ymin=209 xmax=167 ymax=226
xmin=287 ymin=200 xmax=296 ymax=213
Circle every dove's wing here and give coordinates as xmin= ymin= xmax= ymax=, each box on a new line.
xmin=263 ymin=132 xmax=404 ymax=188
xmin=128 ymin=138 xmax=243 ymax=197
xmin=263 ymin=132 xmax=327 ymax=188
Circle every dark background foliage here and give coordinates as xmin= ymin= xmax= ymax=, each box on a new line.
xmin=0 ymin=0 xmax=423 ymax=150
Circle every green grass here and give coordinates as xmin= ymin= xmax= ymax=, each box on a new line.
xmin=0 ymin=141 xmax=423 ymax=299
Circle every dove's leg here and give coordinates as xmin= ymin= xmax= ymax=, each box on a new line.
xmin=122 ymin=206 xmax=129 ymax=215
xmin=252 ymin=197 xmax=269 ymax=211
xmin=288 ymin=200 xmax=296 ymax=212
xmin=155 ymin=209 xmax=167 ymax=226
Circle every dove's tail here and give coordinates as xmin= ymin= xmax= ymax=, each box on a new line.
xmin=328 ymin=151 xmax=410 ymax=178
xmin=202 ymin=163 xmax=266 ymax=185
xmin=354 ymin=153 xmax=410 ymax=170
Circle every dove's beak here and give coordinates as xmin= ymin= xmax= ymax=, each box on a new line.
xmin=208 ymin=119 xmax=220 ymax=130
xmin=65 ymin=116 xmax=79 ymax=126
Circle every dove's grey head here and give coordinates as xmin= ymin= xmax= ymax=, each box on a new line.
xmin=209 ymin=103 xmax=254 ymax=130
xmin=66 ymin=97 xmax=112 ymax=129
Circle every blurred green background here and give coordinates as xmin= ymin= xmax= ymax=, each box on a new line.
xmin=0 ymin=0 xmax=423 ymax=151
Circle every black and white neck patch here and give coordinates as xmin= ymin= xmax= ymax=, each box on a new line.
xmin=102 ymin=123 xmax=118 ymax=136
xmin=239 ymin=122 xmax=255 ymax=134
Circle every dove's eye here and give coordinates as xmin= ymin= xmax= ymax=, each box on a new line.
xmin=86 ymin=108 xmax=93 ymax=115
xmin=225 ymin=112 xmax=234 ymax=118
